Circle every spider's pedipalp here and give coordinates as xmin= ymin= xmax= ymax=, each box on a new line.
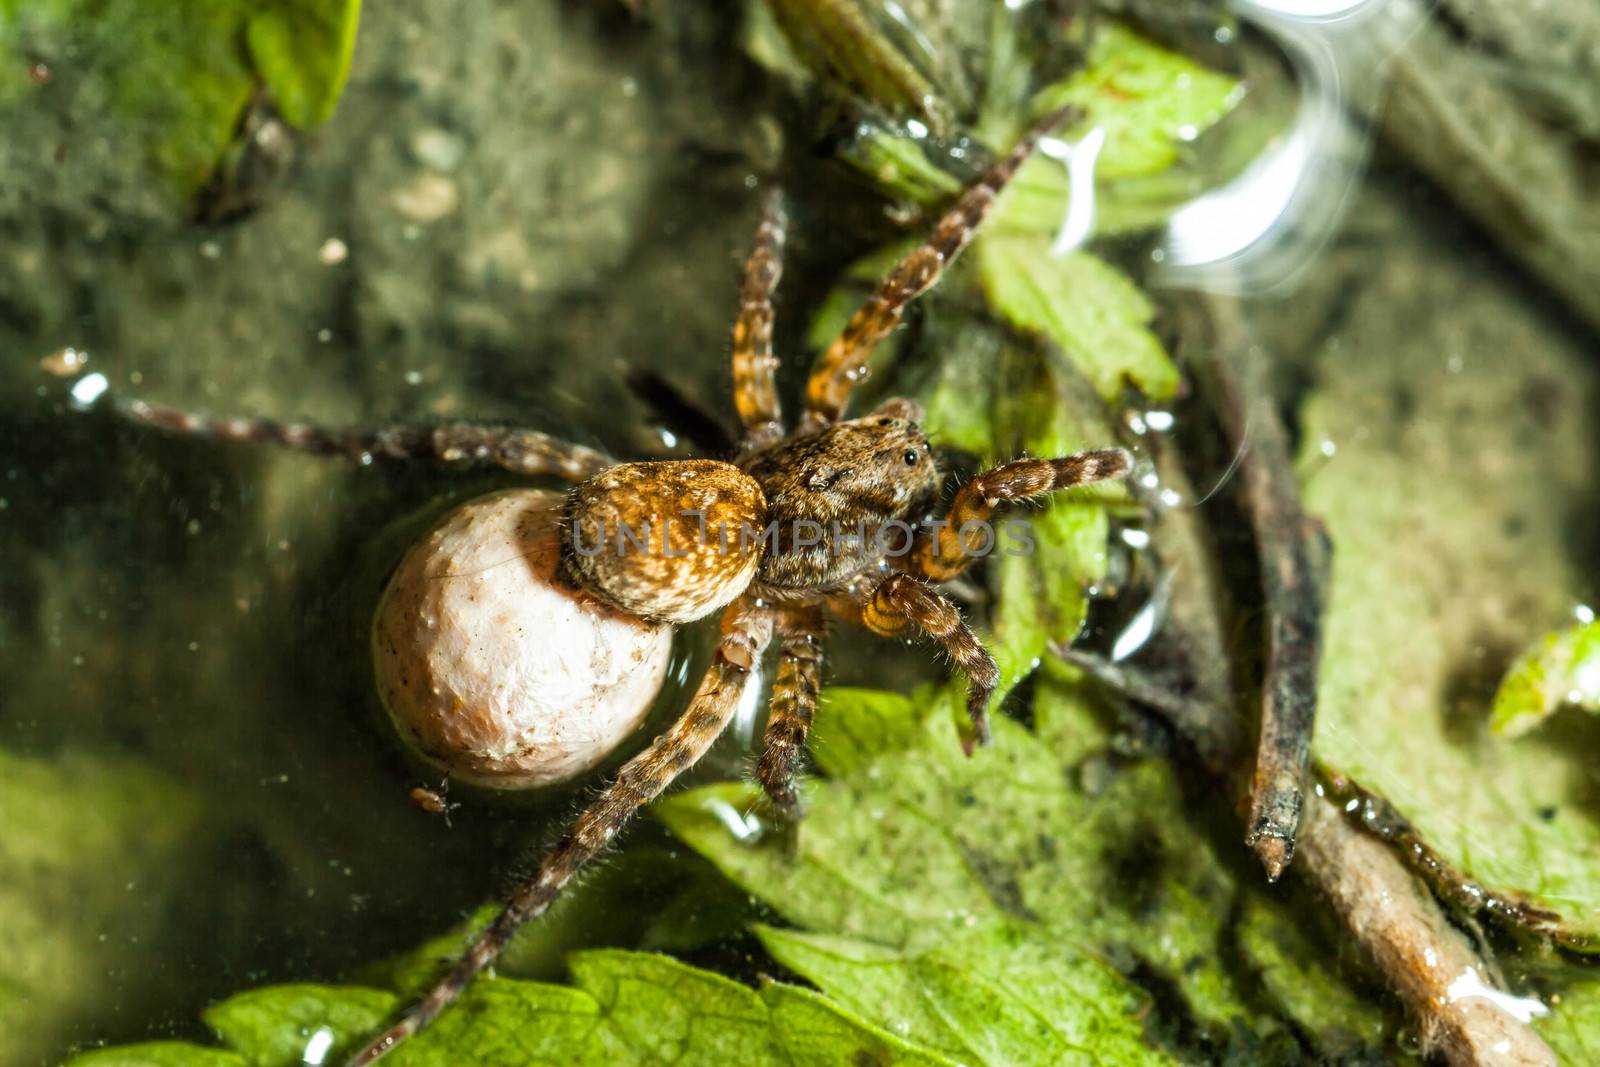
xmin=117 ymin=397 xmax=613 ymax=480
xmin=731 ymin=185 xmax=788 ymax=451
xmin=830 ymin=573 xmax=998 ymax=753
xmin=799 ymin=109 xmax=1071 ymax=433
xmin=907 ymin=448 xmax=1134 ymax=582
xmin=346 ymin=598 xmax=774 ymax=1066
xmin=757 ymin=604 xmax=826 ymax=818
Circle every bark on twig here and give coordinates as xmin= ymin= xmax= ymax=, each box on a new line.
xmin=1203 ymin=323 xmax=1329 ymax=881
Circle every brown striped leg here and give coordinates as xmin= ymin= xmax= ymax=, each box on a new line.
xmin=830 ymin=574 xmax=998 ymax=754
xmin=117 ymin=398 xmax=612 ymax=480
xmin=756 ymin=604 xmax=826 ymax=818
xmin=345 ymin=598 xmax=774 ymax=1066
xmin=906 ymin=449 xmax=1133 ymax=582
xmin=730 ymin=186 xmax=788 ymax=451
xmin=799 ymin=109 xmax=1070 ymax=433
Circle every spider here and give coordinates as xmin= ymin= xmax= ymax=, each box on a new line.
xmin=111 ymin=108 xmax=1132 ymax=1064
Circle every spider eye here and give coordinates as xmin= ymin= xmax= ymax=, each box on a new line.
xmin=902 ymin=449 xmax=919 ymax=466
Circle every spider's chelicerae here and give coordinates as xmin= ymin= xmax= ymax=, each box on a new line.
xmin=116 ymin=110 xmax=1131 ymax=1063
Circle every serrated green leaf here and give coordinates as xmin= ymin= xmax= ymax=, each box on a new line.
xmin=659 ymin=671 xmax=1390 ymax=1057
xmin=1033 ymin=22 xmax=1242 ymax=182
xmin=88 ymin=950 xmax=951 ymax=1067
xmin=976 ymin=234 xmax=1177 ymax=402
xmin=759 ymin=924 xmax=1163 ymax=1067
xmin=1490 ymin=621 xmax=1600 ymax=737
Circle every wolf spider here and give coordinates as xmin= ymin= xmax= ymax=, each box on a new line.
xmin=115 ymin=109 xmax=1131 ymax=1063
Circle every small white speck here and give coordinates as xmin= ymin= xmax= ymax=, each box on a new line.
xmin=317 ymin=328 xmax=333 ymax=343
xmin=905 ymin=118 xmax=929 ymax=139
xmin=620 ymin=76 xmax=639 ymax=97
xmin=1120 ymin=528 xmax=1150 ymax=550
xmin=1176 ymin=124 xmax=1199 ymax=142
xmin=1345 ymin=798 xmax=1360 ymax=812
xmin=1214 ymin=25 xmax=1235 ymax=44
xmin=1144 ymin=410 xmax=1174 ymax=432
xmin=1150 ymin=247 xmax=1166 ymax=263
xmin=1574 ymin=604 xmax=1594 ymax=624
xmin=1319 ymin=439 xmax=1337 ymax=458
xmin=1138 ymin=471 xmax=1160 ymax=490
xmin=188 ymin=641 xmax=200 ymax=652
xmin=404 ymin=370 xmax=423 ymax=386
xmin=70 ymin=372 xmax=110 ymax=407
xmin=1446 ymin=354 xmax=1464 ymax=373
xmin=318 ymin=237 xmax=349 ymax=265
xmin=1158 ymin=488 xmax=1183 ymax=508
xmin=200 ymin=240 xmax=221 ymax=259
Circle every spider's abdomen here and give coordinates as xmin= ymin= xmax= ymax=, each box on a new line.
xmin=560 ymin=459 xmax=767 ymax=624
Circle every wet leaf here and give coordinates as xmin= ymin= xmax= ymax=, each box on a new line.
xmin=1490 ymin=620 xmax=1600 ymax=737
xmin=1032 ymin=22 xmax=1242 ymax=182
xmin=659 ymin=673 xmax=1400 ymax=1059
xmin=67 ymin=951 xmax=954 ymax=1067
xmin=0 ymin=0 xmax=360 ymax=197
xmin=1300 ymin=313 xmax=1600 ymax=945
xmin=975 ymin=234 xmax=1177 ymax=403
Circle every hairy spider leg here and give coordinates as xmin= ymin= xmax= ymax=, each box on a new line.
xmin=756 ymin=604 xmax=826 ymax=817
xmin=347 ymin=599 xmax=774 ymax=1066
xmin=906 ymin=449 xmax=1134 ymax=582
xmin=116 ymin=397 xmax=612 ymax=480
xmin=830 ymin=573 xmax=999 ymax=753
xmin=799 ymin=109 xmax=1071 ymax=433
xmin=730 ymin=185 xmax=788 ymax=451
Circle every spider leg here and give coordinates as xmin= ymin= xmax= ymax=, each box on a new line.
xmin=799 ymin=109 xmax=1069 ymax=433
xmin=117 ymin=398 xmax=611 ymax=480
xmin=830 ymin=574 xmax=998 ymax=754
xmin=624 ymin=366 xmax=737 ymax=457
xmin=906 ymin=449 xmax=1133 ymax=582
xmin=730 ymin=186 xmax=788 ymax=451
xmin=346 ymin=598 xmax=774 ymax=1066
xmin=756 ymin=603 xmax=826 ymax=819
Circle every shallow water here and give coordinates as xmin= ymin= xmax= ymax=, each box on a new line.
xmin=3 ymin=2 xmax=1598 ymax=1064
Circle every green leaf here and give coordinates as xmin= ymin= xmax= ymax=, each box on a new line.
xmin=1033 ymin=22 xmax=1242 ymax=182
xmin=659 ymin=671 xmax=1398 ymax=1058
xmin=203 ymin=985 xmax=394 ymax=1067
xmin=74 ymin=951 xmax=953 ymax=1067
xmin=1301 ymin=329 xmax=1600 ymax=945
xmin=975 ymin=233 xmax=1177 ymax=402
xmin=1490 ymin=621 xmax=1600 ymax=737
xmin=1537 ymin=977 xmax=1600 ymax=1063
xmin=246 ymin=0 xmax=363 ymax=128
xmin=62 ymin=1044 xmax=246 ymax=1067
xmin=758 ymin=924 xmax=1162 ymax=1067
xmin=0 ymin=0 xmax=360 ymax=198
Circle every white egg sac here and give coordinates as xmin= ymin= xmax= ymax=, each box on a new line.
xmin=372 ymin=489 xmax=674 ymax=789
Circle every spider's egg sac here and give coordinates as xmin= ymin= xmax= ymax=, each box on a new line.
xmin=561 ymin=459 xmax=767 ymax=624
xmin=372 ymin=489 xmax=674 ymax=790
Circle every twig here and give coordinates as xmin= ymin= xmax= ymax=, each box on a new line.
xmin=1206 ymin=338 xmax=1330 ymax=881
xmin=1317 ymin=768 xmax=1572 ymax=944
xmin=1055 ymin=648 xmax=1558 ymax=1067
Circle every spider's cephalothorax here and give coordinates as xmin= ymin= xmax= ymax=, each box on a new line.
xmin=112 ymin=108 xmax=1133 ymax=1064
